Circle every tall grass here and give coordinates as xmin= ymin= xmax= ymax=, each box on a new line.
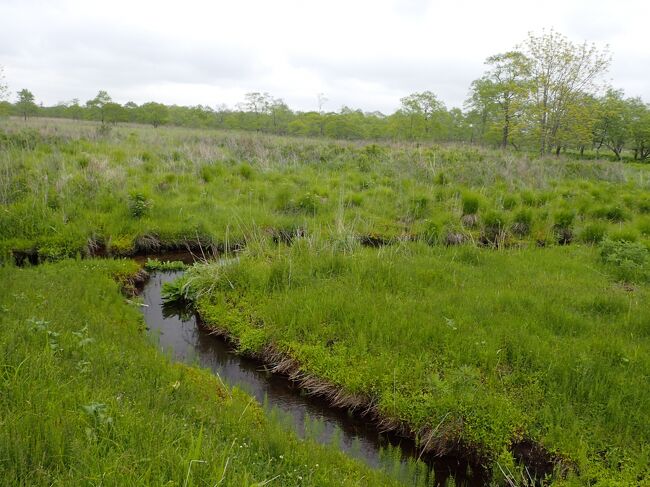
xmin=2 ymin=117 xmax=650 ymax=485
xmin=0 ymin=259 xmax=407 ymax=486
xmin=1 ymin=118 xmax=649 ymax=262
xmin=183 ymin=243 xmax=650 ymax=484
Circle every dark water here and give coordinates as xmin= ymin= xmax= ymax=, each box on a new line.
xmin=141 ymin=270 xmax=485 ymax=486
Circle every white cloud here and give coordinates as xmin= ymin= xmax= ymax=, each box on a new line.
xmin=1 ymin=0 xmax=648 ymax=112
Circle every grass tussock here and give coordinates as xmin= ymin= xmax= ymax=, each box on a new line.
xmin=1 ymin=118 xmax=649 ymax=262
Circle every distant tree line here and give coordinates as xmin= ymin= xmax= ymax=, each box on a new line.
xmin=1 ymin=31 xmax=649 ymax=160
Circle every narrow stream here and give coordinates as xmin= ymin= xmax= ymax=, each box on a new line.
xmin=140 ymin=269 xmax=485 ymax=486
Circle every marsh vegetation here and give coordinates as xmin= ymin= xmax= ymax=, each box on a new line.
xmin=0 ymin=114 xmax=648 ymax=486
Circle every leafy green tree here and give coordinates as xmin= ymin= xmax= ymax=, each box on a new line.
xmin=67 ymin=98 xmax=83 ymax=120
xmin=241 ymin=92 xmax=272 ymax=131
xmin=628 ymin=98 xmax=650 ymax=161
xmin=445 ymin=107 xmax=473 ymax=142
xmin=103 ymin=102 xmax=127 ymax=124
xmin=324 ymin=107 xmax=367 ymax=139
xmin=317 ymin=93 xmax=328 ymax=136
xmin=468 ymin=52 xmax=531 ymax=148
xmin=0 ymin=66 xmax=9 ymax=117
xmin=593 ymin=89 xmax=631 ymax=160
xmin=557 ymin=92 xmax=599 ymax=156
xmin=268 ymin=98 xmax=292 ymax=134
xmin=287 ymin=112 xmax=321 ymax=137
xmin=86 ymin=90 xmax=113 ymax=123
xmin=16 ymin=89 xmax=37 ymax=120
xmin=122 ymin=101 xmax=139 ymax=123
xmin=523 ymin=30 xmax=610 ymax=154
xmin=399 ymin=91 xmax=446 ymax=139
xmin=138 ymin=102 xmax=169 ymax=128
xmin=0 ymin=66 xmax=8 ymax=102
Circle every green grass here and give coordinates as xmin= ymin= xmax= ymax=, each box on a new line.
xmin=1 ymin=118 xmax=649 ymax=262
xmin=0 ymin=260 xmax=406 ymax=486
xmin=180 ymin=243 xmax=650 ymax=485
xmin=2 ymin=118 xmax=650 ymax=485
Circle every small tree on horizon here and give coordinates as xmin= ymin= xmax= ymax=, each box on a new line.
xmin=86 ymin=90 xmax=112 ymax=123
xmin=139 ymin=102 xmax=169 ymax=128
xmin=0 ymin=66 xmax=8 ymax=102
xmin=0 ymin=66 xmax=9 ymax=116
xmin=16 ymin=89 xmax=37 ymax=120
xmin=399 ymin=91 xmax=447 ymax=139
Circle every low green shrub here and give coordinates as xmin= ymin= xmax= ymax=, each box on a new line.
xmin=128 ymin=191 xmax=151 ymax=218
xmin=600 ymin=238 xmax=649 ymax=282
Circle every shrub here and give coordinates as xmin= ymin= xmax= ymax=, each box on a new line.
xmin=128 ymin=192 xmax=151 ymax=218
xmin=108 ymin=235 xmax=134 ymax=255
xmin=600 ymin=239 xmax=649 ymax=282
xmin=296 ymin=192 xmax=320 ymax=214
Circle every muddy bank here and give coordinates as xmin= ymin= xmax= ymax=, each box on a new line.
xmin=10 ymin=227 xmax=420 ymax=267
xmin=192 ymin=316 xmax=564 ymax=482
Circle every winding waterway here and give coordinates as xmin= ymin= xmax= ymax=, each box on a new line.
xmin=140 ymin=269 xmax=484 ymax=486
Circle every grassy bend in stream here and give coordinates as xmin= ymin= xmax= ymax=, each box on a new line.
xmin=173 ymin=243 xmax=650 ymax=485
xmin=0 ymin=260 xmax=408 ymax=486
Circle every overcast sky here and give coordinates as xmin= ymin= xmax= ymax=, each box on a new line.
xmin=1 ymin=0 xmax=648 ymax=113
